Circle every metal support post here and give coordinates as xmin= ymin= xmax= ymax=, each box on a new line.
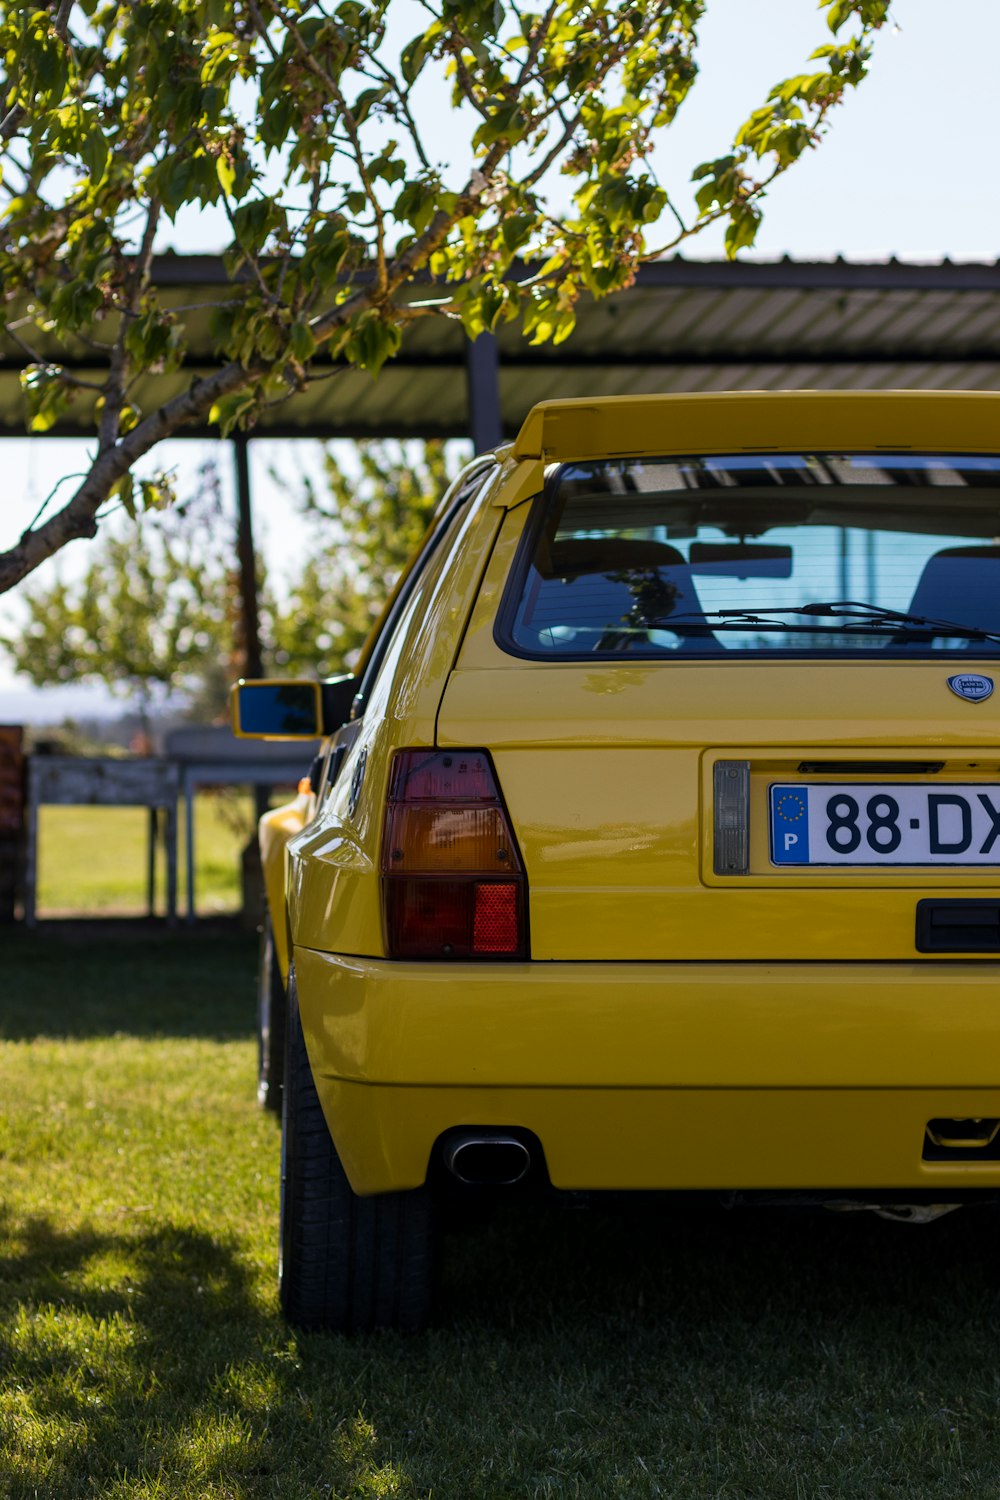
xmin=185 ymin=779 xmax=196 ymax=925
xmin=146 ymin=806 xmax=157 ymax=916
xmin=464 ymin=333 xmax=503 ymax=454
xmin=234 ymin=435 xmax=263 ymax=681
xmin=165 ymin=799 xmax=177 ymax=927
xmin=24 ymin=786 xmax=37 ymax=928
xmin=234 ymin=435 xmax=270 ymax=821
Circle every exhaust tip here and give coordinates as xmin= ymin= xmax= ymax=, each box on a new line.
xmin=443 ymin=1132 xmax=531 ymax=1187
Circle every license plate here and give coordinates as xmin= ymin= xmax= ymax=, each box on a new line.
xmin=769 ymin=783 xmax=1000 ymax=866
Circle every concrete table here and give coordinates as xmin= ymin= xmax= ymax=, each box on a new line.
xmin=164 ymin=727 xmax=319 ymax=923
xmin=24 ymin=756 xmax=179 ymax=926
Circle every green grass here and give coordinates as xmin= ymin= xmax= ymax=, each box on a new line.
xmin=4 ymin=930 xmax=1000 ymax=1497
xmin=36 ymin=794 xmax=260 ymax=916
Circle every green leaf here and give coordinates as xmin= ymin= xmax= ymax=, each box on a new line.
xmin=345 ymin=312 xmax=401 ymax=377
xmin=208 ymin=388 xmax=258 ymax=436
xmin=824 ymin=0 xmax=856 ymax=33
xmin=724 ymin=203 xmax=762 ymax=258
xmin=401 ymin=31 xmax=432 ymax=85
xmin=216 ymin=154 xmax=236 ymax=198
xmin=394 ymin=179 xmax=439 ymax=235
xmin=79 ymin=129 xmax=109 ymax=182
xmin=113 ymin=472 xmax=136 ymax=520
xmin=139 ymin=474 xmax=177 ymax=512
xmin=231 ymin=197 xmax=286 ymax=252
xmin=289 ymin=320 xmax=317 ymax=363
xmin=500 ymin=213 xmax=534 ymax=252
xmin=472 ymin=99 xmax=528 ymax=151
xmin=20 ymin=363 xmax=73 ymax=433
xmin=368 ymin=145 xmax=405 ymax=185
xmin=352 ymin=87 xmax=387 ymax=126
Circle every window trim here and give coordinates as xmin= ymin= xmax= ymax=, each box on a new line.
xmin=349 ymin=457 xmax=496 ymax=719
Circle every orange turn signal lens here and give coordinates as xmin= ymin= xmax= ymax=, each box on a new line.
xmin=384 ymin=806 xmax=515 ymax=873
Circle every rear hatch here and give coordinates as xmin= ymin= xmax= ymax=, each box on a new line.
xmin=438 ymin=450 xmax=1000 ymax=961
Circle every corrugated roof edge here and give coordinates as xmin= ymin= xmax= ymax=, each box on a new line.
xmin=146 ymin=251 xmax=1000 ymax=294
xmin=512 ymin=389 xmax=1000 ymax=463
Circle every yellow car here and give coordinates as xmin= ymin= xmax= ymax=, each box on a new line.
xmin=233 ymin=389 xmax=1000 ymax=1332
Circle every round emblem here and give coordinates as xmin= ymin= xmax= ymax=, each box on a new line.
xmin=347 ymin=747 xmax=367 ymax=815
xmin=947 ymin=674 xmax=994 ymax=704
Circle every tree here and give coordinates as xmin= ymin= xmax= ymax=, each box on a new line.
xmin=0 ymin=463 xmax=241 ymax=730
xmin=0 ymin=0 xmax=890 ymax=595
xmin=1 ymin=441 xmax=453 ymax=712
xmin=271 ymin=439 xmax=454 ymax=678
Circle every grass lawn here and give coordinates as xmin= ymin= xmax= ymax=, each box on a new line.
xmin=36 ymin=793 xmax=271 ymax=916
xmin=4 ymin=930 xmax=1000 ymax=1498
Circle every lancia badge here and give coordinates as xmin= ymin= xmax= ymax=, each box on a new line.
xmin=947 ymin=673 xmax=994 ymax=703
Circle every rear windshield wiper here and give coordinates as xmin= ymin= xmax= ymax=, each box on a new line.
xmin=665 ymin=600 xmax=1000 ymax=642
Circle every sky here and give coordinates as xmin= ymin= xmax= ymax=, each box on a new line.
xmin=2 ymin=0 xmax=999 ymax=719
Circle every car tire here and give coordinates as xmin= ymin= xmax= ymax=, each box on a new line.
xmin=257 ymin=915 xmax=287 ymax=1112
xmin=279 ymin=968 xmax=437 ymax=1332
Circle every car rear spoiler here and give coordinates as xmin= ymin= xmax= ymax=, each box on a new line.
xmin=511 ymin=390 xmax=1000 ymax=466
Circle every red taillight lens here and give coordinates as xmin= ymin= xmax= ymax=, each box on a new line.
xmin=381 ymin=750 xmax=528 ymax=960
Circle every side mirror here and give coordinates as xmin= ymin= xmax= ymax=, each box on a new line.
xmin=320 ymin=673 xmax=358 ymax=731
xmin=230 ymin=674 xmax=359 ymax=740
xmin=231 ymin=680 xmax=323 ymax=740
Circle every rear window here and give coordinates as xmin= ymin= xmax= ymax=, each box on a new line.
xmin=500 ymin=453 xmax=1000 ymax=659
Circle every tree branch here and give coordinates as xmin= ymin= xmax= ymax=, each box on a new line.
xmin=362 ymin=57 xmax=434 ymax=173
xmin=0 ymin=124 xmax=514 ymax=595
xmin=53 ymin=0 xmax=74 ymax=42
xmin=99 ymin=198 xmax=161 ymax=451
xmin=521 ymin=0 xmax=673 ymax=189
xmin=642 ymin=97 xmax=841 ymax=261
xmin=270 ymin=1 xmax=390 ymax=298
xmin=0 ymin=104 xmax=26 ymax=143
xmin=0 ymin=359 xmax=258 ymax=591
xmin=1 ymin=0 xmax=78 ymax=140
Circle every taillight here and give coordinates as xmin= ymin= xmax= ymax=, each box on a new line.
xmin=381 ymin=749 xmax=528 ymax=960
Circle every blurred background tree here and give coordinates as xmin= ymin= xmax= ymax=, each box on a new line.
xmin=271 ymin=440 xmax=454 ymax=678
xmin=1 ymin=441 xmax=457 ymax=726
xmin=0 ymin=461 xmax=240 ymax=737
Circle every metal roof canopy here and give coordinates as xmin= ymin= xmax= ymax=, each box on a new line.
xmin=3 ymin=255 xmax=1000 ymax=449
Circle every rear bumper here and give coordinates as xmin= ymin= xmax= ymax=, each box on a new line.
xmin=294 ymin=947 xmax=1000 ymax=1195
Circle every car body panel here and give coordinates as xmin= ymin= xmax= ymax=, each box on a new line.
xmin=437 ymin=671 xmax=1000 ymax=960
xmin=294 ymin=947 xmax=1000 ymax=1195
xmin=297 ymin=1077 xmax=1000 ymax=1196
xmin=295 ymin=948 xmax=1000 ymax=1091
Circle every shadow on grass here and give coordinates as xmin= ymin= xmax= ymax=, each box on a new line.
xmin=6 ymin=924 xmax=1000 ymax=1494
xmin=4 ymin=1195 xmax=1000 ymax=1498
xmin=1 ymin=928 xmax=257 ymax=1041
